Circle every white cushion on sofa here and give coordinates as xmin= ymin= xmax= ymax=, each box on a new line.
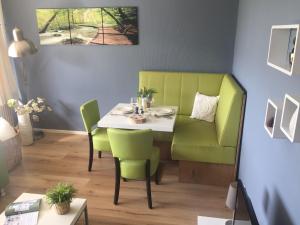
xmin=190 ymin=92 xmax=219 ymax=122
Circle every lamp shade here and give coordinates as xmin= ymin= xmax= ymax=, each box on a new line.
xmin=226 ymin=181 xmax=237 ymax=210
xmin=0 ymin=117 xmax=17 ymax=142
xmin=8 ymin=27 xmax=37 ymax=58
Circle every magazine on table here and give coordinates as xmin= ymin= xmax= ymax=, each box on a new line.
xmin=4 ymin=199 xmax=41 ymax=225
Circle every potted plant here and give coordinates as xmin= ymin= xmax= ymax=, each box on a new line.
xmin=137 ymin=87 xmax=157 ymax=108
xmin=46 ymin=183 xmax=76 ymax=215
xmin=7 ymin=97 xmax=52 ymax=146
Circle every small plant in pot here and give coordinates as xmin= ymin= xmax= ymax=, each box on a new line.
xmin=46 ymin=183 xmax=76 ymax=215
xmin=137 ymin=87 xmax=157 ymax=108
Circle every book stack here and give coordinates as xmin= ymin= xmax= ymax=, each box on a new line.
xmin=4 ymin=199 xmax=41 ymax=225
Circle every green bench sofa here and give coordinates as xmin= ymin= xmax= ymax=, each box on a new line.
xmin=139 ymin=71 xmax=246 ymax=186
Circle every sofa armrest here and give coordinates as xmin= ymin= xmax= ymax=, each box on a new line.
xmin=215 ymin=75 xmax=245 ymax=147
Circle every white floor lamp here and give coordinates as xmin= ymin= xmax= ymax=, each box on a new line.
xmin=8 ymin=27 xmax=37 ymax=101
xmin=8 ymin=27 xmax=40 ymax=144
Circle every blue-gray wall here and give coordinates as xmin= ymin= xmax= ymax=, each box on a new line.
xmin=2 ymin=0 xmax=238 ymax=130
xmin=233 ymin=0 xmax=300 ymax=225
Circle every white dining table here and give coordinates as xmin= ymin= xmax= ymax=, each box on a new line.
xmin=97 ymin=103 xmax=178 ymax=132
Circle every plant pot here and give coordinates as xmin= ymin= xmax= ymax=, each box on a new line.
xmin=17 ymin=113 xmax=33 ymax=146
xmin=142 ymin=98 xmax=151 ymax=109
xmin=55 ymin=202 xmax=70 ymax=215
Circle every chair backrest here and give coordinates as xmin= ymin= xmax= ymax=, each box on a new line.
xmin=107 ymin=129 xmax=153 ymax=160
xmin=80 ymin=99 xmax=100 ymax=133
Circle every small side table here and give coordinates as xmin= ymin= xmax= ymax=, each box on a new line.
xmin=0 ymin=193 xmax=89 ymax=225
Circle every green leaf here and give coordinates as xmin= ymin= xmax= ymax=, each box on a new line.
xmin=45 ymin=183 xmax=76 ymax=206
xmin=137 ymin=87 xmax=157 ymax=98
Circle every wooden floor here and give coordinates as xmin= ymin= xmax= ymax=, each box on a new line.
xmin=0 ymin=133 xmax=231 ymax=225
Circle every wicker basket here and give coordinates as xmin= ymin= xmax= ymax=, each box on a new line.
xmin=3 ymin=132 xmax=22 ymax=171
xmin=55 ymin=202 xmax=71 ymax=215
xmin=128 ymin=114 xmax=147 ymax=124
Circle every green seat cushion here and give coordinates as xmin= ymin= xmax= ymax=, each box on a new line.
xmin=92 ymin=128 xmax=111 ymax=151
xmin=120 ymin=147 xmax=160 ymax=180
xmin=153 ymin=131 xmax=173 ymax=142
xmin=171 ymin=116 xmax=236 ymax=165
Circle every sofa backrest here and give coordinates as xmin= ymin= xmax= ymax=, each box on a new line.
xmin=139 ymin=71 xmax=224 ymax=115
xmin=139 ymin=71 xmax=245 ymax=148
xmin=215 ymin=75 xmax=244 ymax=147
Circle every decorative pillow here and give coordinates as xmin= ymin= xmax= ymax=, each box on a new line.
xmin=190 ymin=92 xmax=219 ymax=122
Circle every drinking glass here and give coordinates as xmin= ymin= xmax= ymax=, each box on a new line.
xmin=130 ymin=97 xmax=138 ymax=108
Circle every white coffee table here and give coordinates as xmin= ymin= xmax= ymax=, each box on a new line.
xmin=198 ymin=216 xmax=230 ymax=225
xmin=98 ymin=103 xmax=178 ymax=132
xmin=0 ymin=193 xmax=88 ymax=225
xmin=198 ymin=216 xmax=252 ymax=225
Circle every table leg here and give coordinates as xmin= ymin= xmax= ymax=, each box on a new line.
xmin=84 ymin=206 xmax=89 ymax=225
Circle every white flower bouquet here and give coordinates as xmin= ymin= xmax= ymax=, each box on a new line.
xmin=7 ymin=97 xmax=52 ymax=118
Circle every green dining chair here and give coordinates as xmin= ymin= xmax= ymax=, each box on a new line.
xmin=107 ymin=128 xmax=160 ymax=209
xmin=80 ymin=99 xmax=111 ymax=171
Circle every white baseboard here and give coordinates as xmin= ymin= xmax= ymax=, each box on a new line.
xmin=34 ymin=128 xmax=87 ymax=135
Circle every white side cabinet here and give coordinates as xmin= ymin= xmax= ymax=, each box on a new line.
xmin=267 ymin=24 xmax=300 ymax=76
xmin=280 ymin=94 xmax=300 ymax=142
xmin=264 ymin=99 xmax=284 ymax=138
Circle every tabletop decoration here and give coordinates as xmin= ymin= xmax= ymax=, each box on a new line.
xmin=137 ymin=87 xmax=157 ymax=108
xmin=46 ymin=183 xmax=76 ymax=215
xmin=128 ymin=114 xmax=147 ymax=124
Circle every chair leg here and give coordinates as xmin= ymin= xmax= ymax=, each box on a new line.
xmin=145 ymin=159 xmax=152 ymax=209
xmin=98 ymin=151 xmax=102 ymax=158
xmin=88 ymin=133 xmax=94 ymax=172
xmin=114 ymin=157 xmax=121 ymax=205
xmin=155 ymin=162 xmax=161 ymax=185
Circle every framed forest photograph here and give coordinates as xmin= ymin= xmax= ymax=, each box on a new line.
xmin=36 ymin=7 xmax=138 ymax=45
